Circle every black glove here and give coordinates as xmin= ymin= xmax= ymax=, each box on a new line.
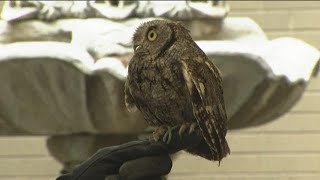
xmin=56 ymin=140 xmax=172 ymax=180
xmin=56 ymin=127 xmax=204 ymax=180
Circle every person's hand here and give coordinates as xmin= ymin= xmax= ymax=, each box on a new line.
xmin=56 ymin=140 xmax=172 ymax=180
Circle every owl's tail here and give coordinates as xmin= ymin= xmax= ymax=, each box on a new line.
xmin=203 ymin=118 xmax=230 ymax=164
xmin=185 ymin=134 xmax=230 ymax=164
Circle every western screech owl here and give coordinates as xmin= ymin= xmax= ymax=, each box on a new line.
xmin=125 ymin=20 xmax=229 ymax=162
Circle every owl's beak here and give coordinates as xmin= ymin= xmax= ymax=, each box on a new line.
xmin=134 ymin=45 xmax=142 ymax=52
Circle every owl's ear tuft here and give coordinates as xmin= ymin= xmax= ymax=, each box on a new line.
xmin=173 ymin=21 xmax=184 ymax=26
xmin=169 ymin=22 xmax=191 ymax=40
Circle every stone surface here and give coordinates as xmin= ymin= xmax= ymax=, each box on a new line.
xmin=1 ymin=1 xmax=228 ymax=22
xmin=199 ymin=37 xmax=320 ymax=129
xmin=0 ymin=42 xmax=146 ymax=135
xmin=0 ymin=20 xmax=71 ymax=44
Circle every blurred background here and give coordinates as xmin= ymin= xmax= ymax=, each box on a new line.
xmin=0 ymin=1 xmax=319 ymax=180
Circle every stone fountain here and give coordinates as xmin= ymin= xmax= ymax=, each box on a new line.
xmin=0 ymin=0 xmax=319 ymax=172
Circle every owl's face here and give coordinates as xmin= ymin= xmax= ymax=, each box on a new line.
xmin=132 ymin=20 xmax=174 ymax=57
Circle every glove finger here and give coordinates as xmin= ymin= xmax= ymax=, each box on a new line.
xmin=84 ymin=140 xmax=168 ymax=165
xmin=119 ymin=155 xmax=172 ymax=180
xmin=106 ymin=140 xmax=169 ymax=163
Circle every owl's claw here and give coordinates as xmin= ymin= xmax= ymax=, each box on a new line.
xmin=178 ymin=124 xmax=188 ymax=137
xmin=179 ymin=122 xmax=198 ymax=137
xmin=162 ymin=125 xmax=179 ymax=144
xmin=162 ymin=130 xmax=170 ymax=144
xmin=189 ymin=122 xmax=198 ymax=134
xmin=153 ymin=123 xmax=197 ymax=144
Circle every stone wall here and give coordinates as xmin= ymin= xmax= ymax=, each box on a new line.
xmin=229 ymin=1 xmax=320 ymax=49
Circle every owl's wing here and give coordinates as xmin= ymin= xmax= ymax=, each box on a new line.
xmin=124 ymin=80 xmax=137 ymax=112
xmin=181 ymin=58 xmax=230 ymax=162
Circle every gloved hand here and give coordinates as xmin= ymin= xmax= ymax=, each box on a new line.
xmin=56 ymin=140 xmax=172 ymax=180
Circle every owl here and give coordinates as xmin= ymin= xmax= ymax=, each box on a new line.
xmin=125 ymin=20 xmax=230 ymax=162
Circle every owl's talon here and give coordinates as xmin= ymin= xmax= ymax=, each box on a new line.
xmin=178 ymin=122 xmax=198 ymax=136
xmin=166 ymin=130 xmax=172 ymax=144
xmin=189 ymin=122 xmax=198 ymax=134
xmin=178 ymin=124 xmax=188 ymax=137
xmin=162 ymin=129 xmax=169 ymax=143
xmin=162 ymin=127 xmax=171 ymax=144
xmin=160 ymin=125 xmax=179 ymax=144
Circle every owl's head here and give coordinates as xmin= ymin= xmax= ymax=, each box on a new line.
xmin=132 ymin=20 xmax=190 ymax=56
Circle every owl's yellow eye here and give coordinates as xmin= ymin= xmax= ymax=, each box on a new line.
xmin=147 ymin=30 xmax=157 ymax=41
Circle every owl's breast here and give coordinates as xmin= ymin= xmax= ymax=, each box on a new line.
xmin=127 ymin=54 xmax=193 ymax=125
xmin=128 ymin=58 xmax=184 ymax=101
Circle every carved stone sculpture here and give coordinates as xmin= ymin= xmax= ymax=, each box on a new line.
xmin=2 ymin=1 xmax=229 ymax=22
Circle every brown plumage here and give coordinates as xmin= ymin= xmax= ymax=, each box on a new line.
xmin=125 ymin=20 xmax=230 ymax=162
